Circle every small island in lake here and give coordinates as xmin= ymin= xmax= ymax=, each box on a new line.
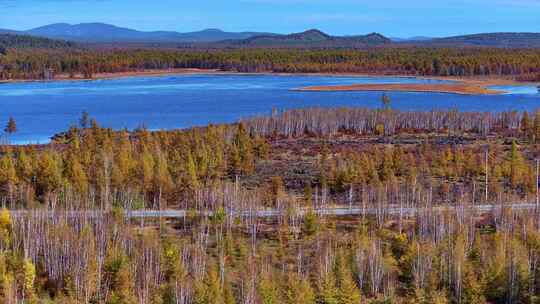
xmin=295 ymin=82 xmax=504 ymax=95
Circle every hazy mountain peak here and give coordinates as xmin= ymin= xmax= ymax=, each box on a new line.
xmin=236 ymin=28 xmax=390 ymax=47
xmin=302 ymin=29 xmax=329 ymax=35
xmin=366 ymin=32 xmax=385 ymax=38
xmin=289 ymin=29 xmax=331 ymax=41
xmin=201 ymin=28 xmax=224 ymax=33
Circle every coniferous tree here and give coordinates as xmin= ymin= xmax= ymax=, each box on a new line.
xmin=104 ymin=248 xmax=136 ymax=304
xmin=65 ymin=153 xmax=88 ymax=195
xmin=0 ymin=209 xmax=12 ymax=250
xmin=381 ymin=94 xmax=391 ymax=110
xmin=185 ymin=151 xmax=200 ymax=190
xmin=258 ymin=270 xmax=280 ymax=304
xmin=0 ymin=154 xmax=17 ymax=205
xmin=521 ymin=111 xmax=530 ymax=137
xmin=284 ymin=273 xmax=315 ymax=304
xmin=223 ymin=279 xmax=237 ymax=304
xmin=3 ymin=117 xmax=16 ymax=135
xmin=194 ymin=267 xmax=223 ymax=304
xmin=303 ymin=209 xmax=319 ymax=237
xmin=508 ymin=140 xmax=525 ymax=190
xmin=535 ymin=110 xmax=540 ymax=142
xmin=337 ymin=267 xmax=361 ymax=304
xmin=36 ymin=151 xmax=63 ymax=206
xmin=318 ymin=271 xmax=339 ymax=304
xmin=20 ymin=259 xmax=36 ymax=303
xmin=0 ymin=253 xmax=15 ymax=303
xmin=80 ymin=111 xmax=90 ymax=129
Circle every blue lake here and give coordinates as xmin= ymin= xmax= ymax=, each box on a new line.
xmin=0 ymin=74 xmax=539 ymax=144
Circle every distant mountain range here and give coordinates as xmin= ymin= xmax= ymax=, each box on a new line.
xmin=1 ymin=23 xmax=390 ymax=46
xmin=2 ymin=23 xmax=273 ymax=43
xmin=0 ymin=29 xmax=19 ymax=35
xmin=427 ymin=32 xmax=540 ymax=48
xmin=2 ymin=23 xmax=540 ymax=48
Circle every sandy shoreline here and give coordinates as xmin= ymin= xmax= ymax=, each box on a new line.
xmin=58 ymin=68 xmax=224 ymax=80
xmin=0 ymin=68 xmax=225 ymax=84
xmin=295 ymin=83 xmax=505 ymax=95
xmin=295 ymin=76 xmax=540 ymax=95
xmin=0 ymin=69 xmax=449 ymax=83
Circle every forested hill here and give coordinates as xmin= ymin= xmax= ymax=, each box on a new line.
xmin=228 ymin=29 xmax=391 ymax=47
xmin=0 ymin=33 xmax=75 ymax=51
xmin=418 ymin=32 xmax=540 ymax=48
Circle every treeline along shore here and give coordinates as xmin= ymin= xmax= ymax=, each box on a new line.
xmin=2 ymin=106 xmax=540 ymax=302
xmin=2 ymin=47 xmax=540 ymax=82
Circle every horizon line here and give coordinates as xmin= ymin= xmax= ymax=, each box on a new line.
xmin=3 ymin=22 xmax=540 ymax=39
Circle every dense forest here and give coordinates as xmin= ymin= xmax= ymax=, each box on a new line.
xmin=0 ymin=34 xmax=75 ymax=51
xmin=1 ymin=47 xmax=540 ymax=80
xmin=2 ymin=107 xmax=540 ymax=303
xmin=3 ymin=203 xmax=540 ymax=304
xmin=2 ymin=107 xmax=540 ymax=210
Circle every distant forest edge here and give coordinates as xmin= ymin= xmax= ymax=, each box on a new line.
xmin=0 ymin=33 xmax=75 ymax=53
xmin=2 ymin=45 xmax=540 ymax=81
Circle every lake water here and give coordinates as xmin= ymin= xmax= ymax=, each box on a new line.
xmin=0 ymin=74 xmax=539 ymax=144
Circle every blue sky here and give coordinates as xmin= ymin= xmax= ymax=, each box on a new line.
xmin=1 ymin=0 xmax=540 ymax=37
